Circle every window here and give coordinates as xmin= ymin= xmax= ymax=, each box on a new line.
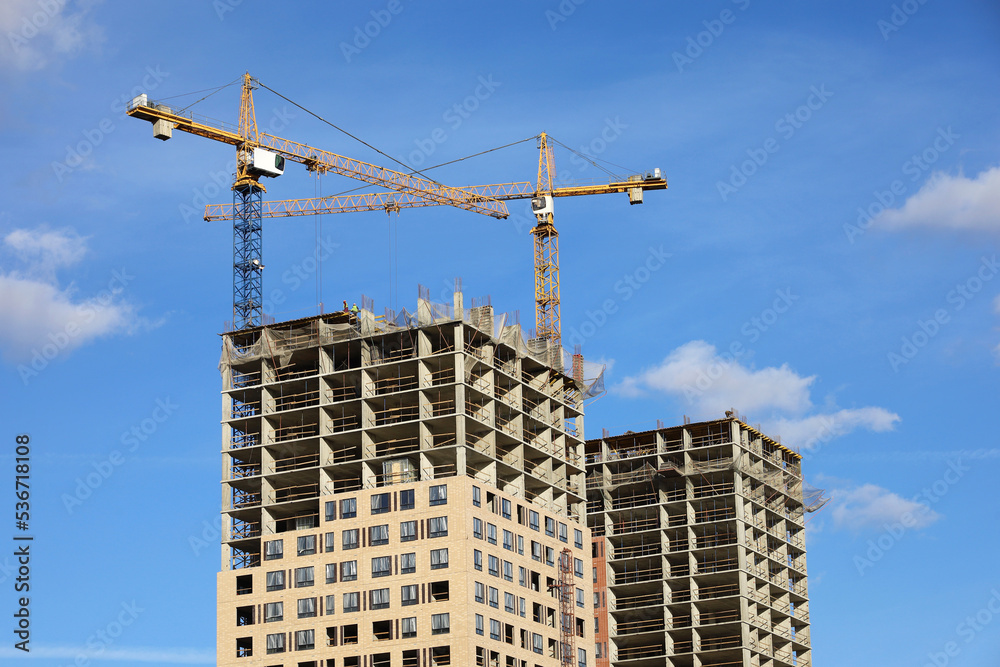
xmin=325 ymin=501 xmax=336 ymax=521
xmin=430 ymin=548 xmax=449 ymax=570
xmin=341 ymin=560 xmax=358 ymax=582
xmin=295 ymin=629 xmax=315 ymax=651
xmin=371 ymin=493 xmax=392 ymax=514
xmin=546 ymin=547 xmax=555 ymax=566
xmin=532 ymin=633 xmax=543 ymax=654
xmin=325 ymin=594 xmax=335 ymax=614
xmin=490 ymin=619 xmax=502 ymax=641
xmin=503 ymin=560 xmax=513 ymax=582
xmin=372 ymin=556 xmax=391 ymax=578
xmin=487 ymin=523 xmax=497 ymax=545
xmin=264 ymin=601 xmax=283 ymax=622
xmin=504 ymin=592 xmax=515 ymax=614
xmin=428 ymin=516 xmax=448 ymax=538
xmin=578 ymin=648 xmax=587 ymax=667
xmin=400 ymin=489 xmax=415 ymax=510
xmin=343 ymin=592 xmax=360 ymax=613
xmin=371 ymin=492 xmax=390 ymax=515
xmin=429 ymin=484 xmax=447 ymax=506
xmin=370 ymin=588 xmax=390 ymax=610
xmin=295 ymin=566 xmax=314 ymax=587
xmin=325 ymin=531 xmax=336 ymax=552
xmin=488 ymin=555 xmax=500 ymax=577
xmin=475 ymin=581 xmax=485 ymax=603
xmin=401 ymin=616 xmax=416 ymax=639
xmin=488 ymin=586 xmax=499 ymax=608
xmin=501 ymin=498 xmax=511 ymax=519
xmin=574 ymin=558 xmax=583 ymax=578
xmin=474 ymin=549 xmax=483 ymax=570
xmin=576 ymin=588 xmax=584 ymax=608
xmin=473 ymin=486 xmax=481 ymax=507
xmin=266 ymin=570 xmax=285 ymax=591
xmin=342 ymin=529 xmax=359 ymax=550
xmin=266 ymin=632 xmax=285 ymax=654
xmin=297 ymin=535 xmax=316 ymax=556
xmin=574 ymin=529 xmax=583 ymax=549
xmin=529 ymin=511 xmax=539 ymax=531
xmin=264 ymin=539 xmax=283 ymax=560
xmin=518 ymin=567 xmax=526 ymax=587
xmin=401 ymin=552 xmax=416 ymax=574
xmin=325 ymin=563 xmax=337 ymax=584
xmin=475 ymin=613 xmax=484 ymax=635
xmin=519 ymin=597 xmax=526 ymax=617
xmin=401 ymin=584 xmax=418 ymax=606
xmin=517 ymin=535 xmax=524 ymax=555
xmin=431 ymin=613 xmax=450 ymax=635
xmin=559 ymin=523 xmax=568 ymax=543
xmin=341 ymin=497 xmax=357 ymax=518
xmin=502 ymin=530 xmax=514 ymax=551
xmin=531 ymin=541 xmax=542 ymax=561
xmin=369 ymin=524 xmax=389 ymax=546
xmin=545 ymin=517 xmax=555 ymax=537
xmin=473 ymin=518 xmax=484 ymax=539
xmin=429 ymin=579 xmax=449 ymax=602
xmin=298 ymin=597 xmax=317 ymax=618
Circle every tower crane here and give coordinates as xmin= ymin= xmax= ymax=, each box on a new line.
xmin=126 ymin=72 xmax=508 ymax=330
xmin=203 ymin=132 xmax=668 ymax=351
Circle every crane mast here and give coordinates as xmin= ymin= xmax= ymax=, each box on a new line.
xmin=556 ymin=548 xmax=577 ymax=667
xmin=532 ymin=132 xmax=561 ymax=348
xmin=233 ymin=74 xmax=264 ymax=329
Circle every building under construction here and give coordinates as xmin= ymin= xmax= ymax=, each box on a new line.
xmin=217 ymin=288 xmax=597 ymax=667
xmin=125 ymin=71 xmax=817 ymax=667
xmin=586 ymin=419 xmax=814 ymax=667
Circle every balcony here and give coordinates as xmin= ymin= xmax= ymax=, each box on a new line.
xmin=270 ymin=423 xmax=319 ymax=443
xmin=614 ymin=566 xmax=662 ymax=585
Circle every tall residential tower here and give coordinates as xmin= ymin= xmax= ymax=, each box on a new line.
xmin=587 ymin=418 xmax=812 ymax=667
xmin=217 ymin=290 xmax=595 ymax=667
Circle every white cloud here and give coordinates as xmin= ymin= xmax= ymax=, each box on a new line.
xmin=5 ymin=226 xmax=87 ymax=276
xmin=0 ymin=227 xmax=141 ymax=365
xmin=615 ymin=340 xmax=814 ymax=415
xmin=0 ymin=273 xmax=133 ymax=362
xmin=830 ymin=483 xmax=940 ymax=531
xmin=0 ymin=0 xmax=104 ymax=71
xmin=766 ymin=407 xmax=901 ymax=451
xmin=614 ymin=340 xmax=900 ymax=451
xmin=874 ymin=167 xmax=1000 ymax=232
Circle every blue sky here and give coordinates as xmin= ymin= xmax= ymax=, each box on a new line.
xmin=1 ymin=0 xmax=998 ymax=665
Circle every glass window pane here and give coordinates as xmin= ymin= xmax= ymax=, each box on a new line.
xmin=429 ymin=484 xmax=447 ymax=506
xmin=401 ymin=552 xmax=416 ymax=574
xmin=371 ymin=492 xmax=390 ymax=514
xmin=341 ymin=497 xmax=357 ymax=518
xmin=430 ymin=548 xmax=449 ymax=569
xmin=297 ymin=535 xmax=316 ymax=556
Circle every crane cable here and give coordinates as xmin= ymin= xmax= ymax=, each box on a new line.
xmin=156 ymin=77 xmax=243 ymax=115
xmin=255 ymin=80 xmax=441 ymax=183
xmin=548 ymin=136 xmax=639 ymax=180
